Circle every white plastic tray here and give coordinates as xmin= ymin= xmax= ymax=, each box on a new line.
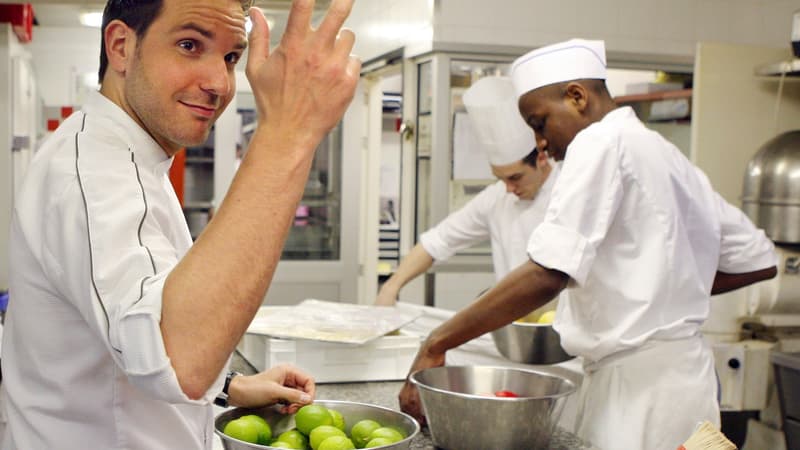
xmin=238 ymin=329 xmax=421 ymax=383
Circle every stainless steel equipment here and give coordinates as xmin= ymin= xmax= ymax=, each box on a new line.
xmin=716 ymin=129 xmax=800 ymax=447
xmin=742 ymin=130 xmax=800 ymax=244
xmin=215 ymin=400 xmax=419 ymax=450
xmin=491 ymin=322 xmax=573 ymax=365
xmin=772 ymin=351 xmax=800 ymax=450
xmin=409 ymin=365 xmax=576 ymax=450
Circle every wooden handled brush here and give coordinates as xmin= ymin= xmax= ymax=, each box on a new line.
xmin=678 ymin=421 xmax=737 ymax=450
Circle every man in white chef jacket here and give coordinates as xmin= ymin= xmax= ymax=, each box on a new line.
xmin=0 ymin=1 xmax=359 ymax=449
xmin=375 ymin=76 xmax=558 ymax=311
xmin=399 ymin=39 xmax=778 ymax=450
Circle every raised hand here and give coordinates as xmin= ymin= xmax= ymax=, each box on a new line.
xmin=246 ymin=0 xmax=360 ymax=149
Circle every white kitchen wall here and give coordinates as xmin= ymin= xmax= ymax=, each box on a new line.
xmin=432 ymin=0 xmax=798 ymax=63
xmin=23 ymin=1 xmax=799 ymax=106
xmin=25 ymin=26 xmax=100 ymax=106
xmin=345 ymin=0 xmax=434 ymax=60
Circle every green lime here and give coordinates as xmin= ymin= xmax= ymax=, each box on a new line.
xmin=277 ymin=429 xmax=309 ymax=449
xmin=386 ymin=426 xmax=406 ymax=439
xmin=270 ymin=442 xmax=294 ymax=449
xmin=309 ymin=425 xmax=346 ymax=450
xmin=239 ymin=414 xmax=272 ymax=444
xmin=328 ymin=408 xmax=345 ymax=431
xmin=317 ymin=435 xmax=355 ymax=450
xmin=364 ymin=437 xmax=393 ymax=448
xmin=295 ymin=404 xmax=333 ymax=435
xmin=368 ymin=427 xmax=403 ymax=444
xmin=350 ymin=419 xmax=381 ymax=448
xmin=222 ymin=417 xmax=259 ymax=444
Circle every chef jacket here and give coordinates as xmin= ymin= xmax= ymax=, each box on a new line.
xmin=528 ymin=106 xmax=776 ymax=361
xmin=527 ymin=106 xmax=776 ymax=449
xmin=421 ymin=163 xmax=559 ymax=281
xmin=1 ymin=91 xmax=226 ymax=450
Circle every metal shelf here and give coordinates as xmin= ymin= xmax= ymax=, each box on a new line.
xmin=754 ymin=58 xmax=800 ymax=77
xmin=614 ymin=88 xmax=692 ymax=104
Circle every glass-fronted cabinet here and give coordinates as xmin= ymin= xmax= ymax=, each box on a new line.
xmin=234 ymin=90 xmax=357 ymax=306
xmin=237 ymin=106 xmax=342 ymax=261
xmin=284 ymin=125 xmax=341 ymax=260
xmin=413 ymin=55 xmax=514 ymax=259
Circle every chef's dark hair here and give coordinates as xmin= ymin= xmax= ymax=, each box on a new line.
xmin=98 ymin=0 xmax=253 ymax=82
xmin=521 ymin=148 xmax=540 ymax=167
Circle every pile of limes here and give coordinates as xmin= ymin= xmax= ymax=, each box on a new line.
xmin=222 ymin=404 xmax=406 ymax=449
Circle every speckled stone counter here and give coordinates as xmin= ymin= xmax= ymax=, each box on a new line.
xmin=314 ymin=380 xmax=596 ymax=450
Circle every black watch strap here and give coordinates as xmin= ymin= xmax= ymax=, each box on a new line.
xmin=214 ymin=371 xmax=241 ymax=408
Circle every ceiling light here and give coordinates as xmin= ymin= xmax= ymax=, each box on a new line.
xmin=79 ymin=11 xmax=103 ymax=28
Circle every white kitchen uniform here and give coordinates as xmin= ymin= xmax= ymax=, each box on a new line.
xmin=1 ymin=91 xmax=226 ymax=450
xmin=527 ymin=107 xmax=777 ymax=450
xmin=421 ymin=163 xmax=559 ymax=281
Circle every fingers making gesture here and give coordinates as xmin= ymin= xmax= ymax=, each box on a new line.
xmin=246 ymin=0 xmax=360 ymax=149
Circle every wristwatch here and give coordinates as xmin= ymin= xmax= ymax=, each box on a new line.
xmin=214 ymin=371 xmax=241 ymax=408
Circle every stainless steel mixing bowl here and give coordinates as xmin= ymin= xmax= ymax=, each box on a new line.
xmin=491 ymin=321 xmax=573 ymax=364
xmin=409 ymin=365 xmax=577 ymax=450
xmin=215 ymin=399 xmax=419 ymax=449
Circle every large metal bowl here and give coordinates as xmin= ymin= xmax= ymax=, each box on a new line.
xmin=491 ymin=321 xmax=573 ymax=365
xmin=215 ymin=399 xmax=420 ymax=449
xmin=409 ymin=365 xmax=576 ymax=450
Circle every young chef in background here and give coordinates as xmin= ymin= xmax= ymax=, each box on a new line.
xmin=398 ymin=39 xmax=778 ymax=450
xmin=375 ymin=76 xmax=558 ymax=311
xmin=0 ymin=0 xmax=359 ymax=448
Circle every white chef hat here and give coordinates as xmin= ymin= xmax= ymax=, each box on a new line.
xmin=510 ymin=38 xmax=607 ymax=99
xmin=462 ymin=76 xmax=535 ymax=166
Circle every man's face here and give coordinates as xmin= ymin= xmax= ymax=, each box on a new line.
xmin=491 ymin=159 xmax=547 ymax=200
xmin=517 ymin=86 xmax=584 ymax=162
xmin=124 ymin=0 xmax=247 ymax=154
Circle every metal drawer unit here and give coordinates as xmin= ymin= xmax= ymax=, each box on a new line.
xmin=772 ymin=351 xmax=800 ymax=450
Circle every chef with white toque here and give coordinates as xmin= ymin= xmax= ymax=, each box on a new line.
xmin=375 ymin=76 xmax=558 ymax=310
xmin=398 ymin=38 xmax=778 ymax=450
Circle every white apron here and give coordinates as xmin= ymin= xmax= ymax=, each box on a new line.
xmin=574 ymin=334 xmax=719 ymax=450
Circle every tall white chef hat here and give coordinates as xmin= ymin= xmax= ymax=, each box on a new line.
xmin=510 ymin=38 xmax=607 ymax=99
xmin=462 ymin=76 xmax=535 ymax=166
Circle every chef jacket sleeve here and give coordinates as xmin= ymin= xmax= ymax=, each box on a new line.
xmin=715 ymin=192 xmax=778 ymax=272
xmin=41 ymin=149 xmax=210 ymax=405
xmin=527 ymin=134 xmax=623 ymax=286
xmin=419 ymin=182 xmax=496 ymax=262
